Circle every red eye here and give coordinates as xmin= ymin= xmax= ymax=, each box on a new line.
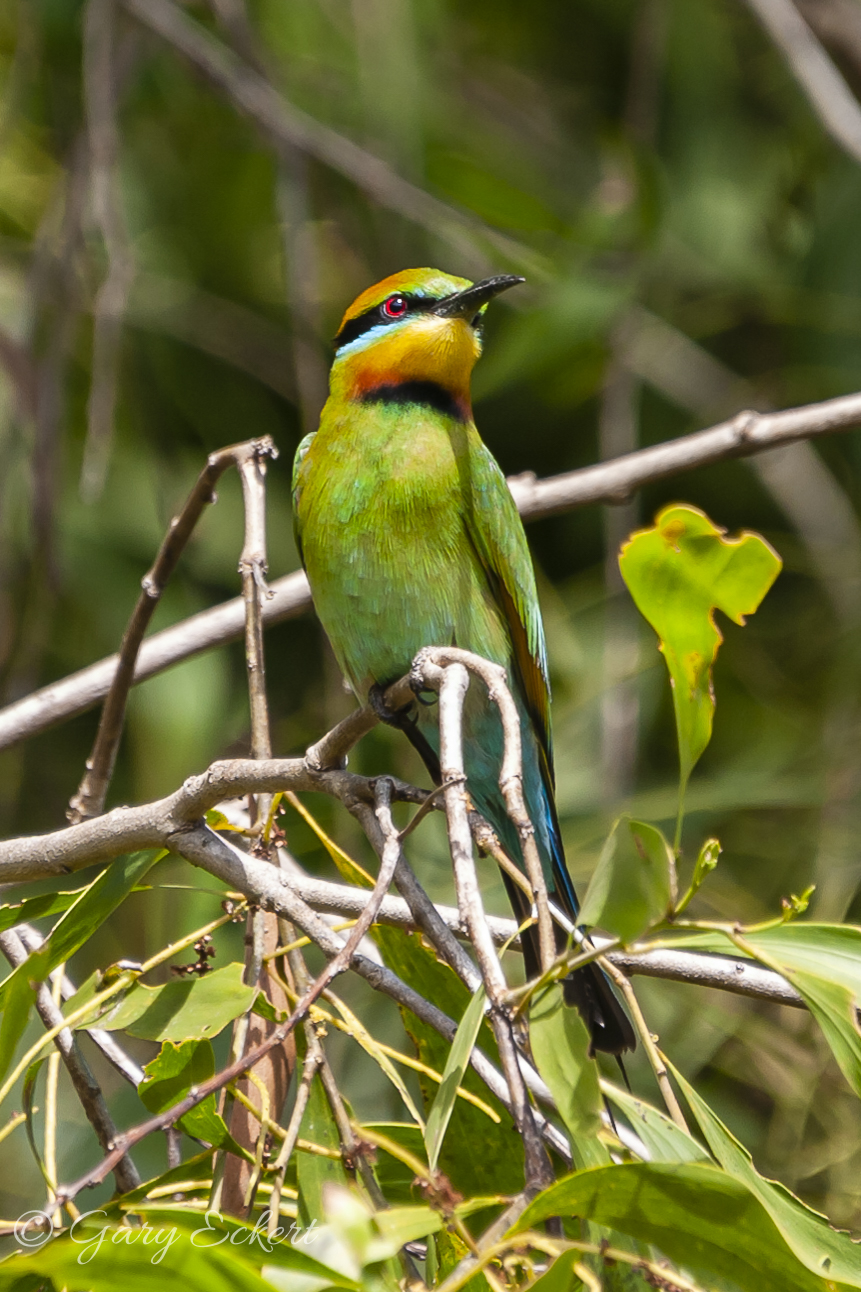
xmin=382 ymin=294 xmax=408 ymax=319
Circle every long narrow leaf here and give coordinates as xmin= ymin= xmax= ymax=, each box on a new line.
xmin=669 ymin=1058 xmax=861 ymax=1285
xmin=424 ymin=985 xmax=486 ymax=1172
xmin=602 ymin=1081 xmax=710 ymax=1164
xmin=324 ymin=993 xmax=426 ymax=1130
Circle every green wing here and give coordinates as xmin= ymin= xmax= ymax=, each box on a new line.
xmin=463 ymin=432 xmax=553 ymax=773
xmin=291 ymin=431 xmax=315 ymax=568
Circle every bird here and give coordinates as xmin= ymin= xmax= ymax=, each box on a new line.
xmin=292 ymin=267 xmax=634 ymax=1056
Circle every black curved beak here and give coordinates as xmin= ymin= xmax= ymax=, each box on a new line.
xmin=432 ymin=274 xmax=525 ymax=319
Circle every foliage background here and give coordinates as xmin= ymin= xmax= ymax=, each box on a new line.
xmin=1 ymin=0 xmax=861 ymax=1238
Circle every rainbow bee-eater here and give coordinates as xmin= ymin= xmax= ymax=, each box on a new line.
xmin=292 ymin=268 xmax=634 ymax=1055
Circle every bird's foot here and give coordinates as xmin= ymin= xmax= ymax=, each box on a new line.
xmin=369 ymin=682 xmax=415 ymax=729
xmin=369 ymin=682 xmax=442 ymax=786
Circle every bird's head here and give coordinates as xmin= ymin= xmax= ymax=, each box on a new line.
xmin=329 ymin=268 xmax=524 ymax=416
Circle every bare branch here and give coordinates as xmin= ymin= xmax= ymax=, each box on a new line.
xmin=225 ymin=867 xmax=810 ymax=1011
xmin=0 ymin=571 xmax=309 ymax=754
xmin=743 ymin=0 xmax=861 ymax=167
xmin=68 ymin=437 xmax=278 ymax=823
xmin=3 ymin=384 xmax=861 ymax=755
xmin=796 ymin=0 xmax=861 ymax=82
xmin=237 ymin=443 xmax=278 ymax=765
xmin=508 ymin=389 xmax=861 ymax=517
xmin=14 ymin=928 xmax=146 ymax=1087
xmin=0 ymin=929 xmax=141 ymax=1194
xmin=0 ymin=714 xmax=821 ymax=1018
xmin=222 ymin=437 xmax=293 ymax=1218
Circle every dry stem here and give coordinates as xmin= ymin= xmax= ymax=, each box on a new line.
xmin=68 ymin=436 xmax=277 ymax=823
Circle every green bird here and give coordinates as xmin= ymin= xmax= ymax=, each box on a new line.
xmin=292 ymin=268 xmax=634 ymax=1055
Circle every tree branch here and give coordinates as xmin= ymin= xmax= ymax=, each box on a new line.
xmin=68 ymin=437 xmax=277 ymax=823
xmin=3 ymin=386 xmax=861 ymax=755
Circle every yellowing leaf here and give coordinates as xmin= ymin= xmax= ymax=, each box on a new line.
xmin=285 ymin=792 xmax=374 ymax=888
xmin=619 ymin=504 xmax=781 ymax=795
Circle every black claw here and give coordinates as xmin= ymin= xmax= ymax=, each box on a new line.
xmin=369 ymin=682 xmax=409 ymax=727
xmin=408 ymin=675 xmax=438 ymax=706
xmin=368 ymin=683 xmax=442 ymax=786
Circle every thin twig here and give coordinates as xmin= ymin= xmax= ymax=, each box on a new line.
xmin=53 ymin=786 xmax=402 ymax=1206
xmin=6 ymin=385 xmax=861 ymax=754
xmin=0 ymin=747 xmax=816 ymax=1016
xmin=237 ymin=443 xmax=277 ymax=767
xmin=346 ymin=791 xmax=482 ymax=993
xmin=220 ymin=437 xmax=287 ymax=1217
xmin=266 ymin=1041 xmax=319 ymax=1237
xmin=598 ymin=954 xmax=689 ymax=1132
xmin=68 ymin=436 xmax=277 ymax=823
xmin=507 ymin=390 xmax=861 ymax=518
xmin=43 ymin=971 xmax=63 ymax=1224
xmin=15 ymin=927 xmax=145 ymax=1086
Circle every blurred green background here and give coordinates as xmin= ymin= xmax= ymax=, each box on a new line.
xmin=2 ymin=0 xmax=861 ymax=1233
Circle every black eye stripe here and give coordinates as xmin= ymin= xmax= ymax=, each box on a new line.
xmin=333 ymin=293 xmax=429 ymax=350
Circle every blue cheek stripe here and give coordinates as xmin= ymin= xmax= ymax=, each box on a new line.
xmin=333 ymin=319 xmax=412 ymax=361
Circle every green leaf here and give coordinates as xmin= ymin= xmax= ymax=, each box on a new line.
xmin=361 ymin=1123 xmax=424 ymax=1206
xmin=424 ymin=985 xmax=486 ymax=1172
xmin=95 ymin=962 xmax=256 ymax=1042
xmin=526 ymin=1249 xmax=584 ymax=1291
xmin=373 ymin=1204 xmax=443 ymax=1251
xmin=374 ymin=924 xmax=523 ymax=1199
xmin=0 ymin=972 xmax=37 ymax=1089
xmin=667 ymin=924 xmax=861 ymax=1098
xmin=619 ymin=505 xmax=781 ymax=791
xmin=116 ymin=1149 xmax=214 ymax=1205
xmin=0 ymin=889 xmax=83 ymax=935
xmin=24 ymin=851 xmax=161 ymax=983
xmin=115 ymin=1207 xmax=359 ymax=1288
xmin=780 ymin=969 xmax=861 ymax=1099
xmin=668 ymin=922 xmax=861 ymax=996
xmin=138 ymin=1039 xmax=239 ymax=1151
xmin=297 ymin=1072 xmax=348 ymax=1230
xmin=326 ymin=992 xmax=425 ymax=1130
xmin=669 ymin=1060 xmax=861 ymax=1285
xmin=514 ymin=1163 xmax=832 ymax=1292
xmin=0 ymin=851 xmax=161 ymax=1084
xmin=529 ymin=984 xmax=604 ymax=1162
xmin=579 ymin=817 xmax=675 ymax=943
xmin=602 ymin=1081 xmax=710 ymax=1164
xmin=0 ymin=1219 xmax=279 ymax=1292
xmin=21 ymin=1058 xmax=51 ymax=1190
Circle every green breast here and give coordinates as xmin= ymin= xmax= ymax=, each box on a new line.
xmin=295 ymin=399 xmax=510 ymax=695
